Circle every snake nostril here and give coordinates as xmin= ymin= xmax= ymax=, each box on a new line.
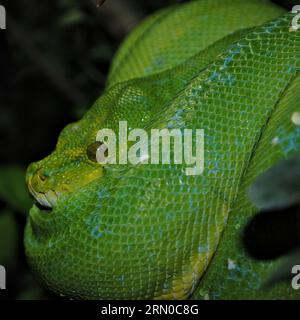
xmin=37 ymin=169 xmax=48 ymax=182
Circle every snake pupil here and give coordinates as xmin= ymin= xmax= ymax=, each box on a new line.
xmin=87 ymin=141 xmax=108 ymax=162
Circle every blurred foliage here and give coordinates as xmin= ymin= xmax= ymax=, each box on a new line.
xmin=0 ymin=167 xmax=32 ymax=214
xmin=0 ymin=210 xmax=18 ymax=269
xmin=248 ymin=153 xmax=300 ymax=287
xmin=0 ymin=0 xmax=299 ymax=300
xmin=249 ymin=154 xmax=300 ymax=211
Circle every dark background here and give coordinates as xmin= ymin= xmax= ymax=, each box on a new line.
xmin=0 ymin=0 xmax=299 ymax=300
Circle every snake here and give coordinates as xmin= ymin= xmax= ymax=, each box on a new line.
xmin=25 ymin=0 xmax=300 ymax=299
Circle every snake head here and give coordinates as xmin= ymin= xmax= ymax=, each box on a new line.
xmin=26 ymin=123 xmax=105 ymax=211
xmin=26 ymin=81 xmax=153 ymax=212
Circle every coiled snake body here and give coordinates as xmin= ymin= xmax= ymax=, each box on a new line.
xmin=25 ymin=0 xmax=300 ymax=299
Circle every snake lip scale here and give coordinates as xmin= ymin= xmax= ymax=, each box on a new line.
xmin=27 ymin=177 xmax=59 ymax=211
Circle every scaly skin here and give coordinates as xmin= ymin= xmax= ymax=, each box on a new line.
xmin=25 ymin=0 xmax=300 ymax=299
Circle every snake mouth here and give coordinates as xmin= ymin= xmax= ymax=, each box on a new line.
xmin=27 ymin=182 xmax=60 ymax=211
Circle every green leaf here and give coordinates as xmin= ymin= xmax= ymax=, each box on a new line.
xmin=0 ymin=210 xmax=18 ymax=269
xmin=58 ymin=9 xmax=85 ymax=27
xmin=0 ymin=166 xmax=33 ymax=214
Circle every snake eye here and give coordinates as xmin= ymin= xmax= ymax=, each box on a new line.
xmin=87 ymin=141 xmax=108 ymax=163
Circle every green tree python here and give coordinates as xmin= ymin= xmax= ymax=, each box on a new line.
xmin=25 ymin=0 xmax=300 ymax=299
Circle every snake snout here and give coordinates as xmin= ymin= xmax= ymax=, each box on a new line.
xmin=27 ymin=166 xmax=60 ymax=210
